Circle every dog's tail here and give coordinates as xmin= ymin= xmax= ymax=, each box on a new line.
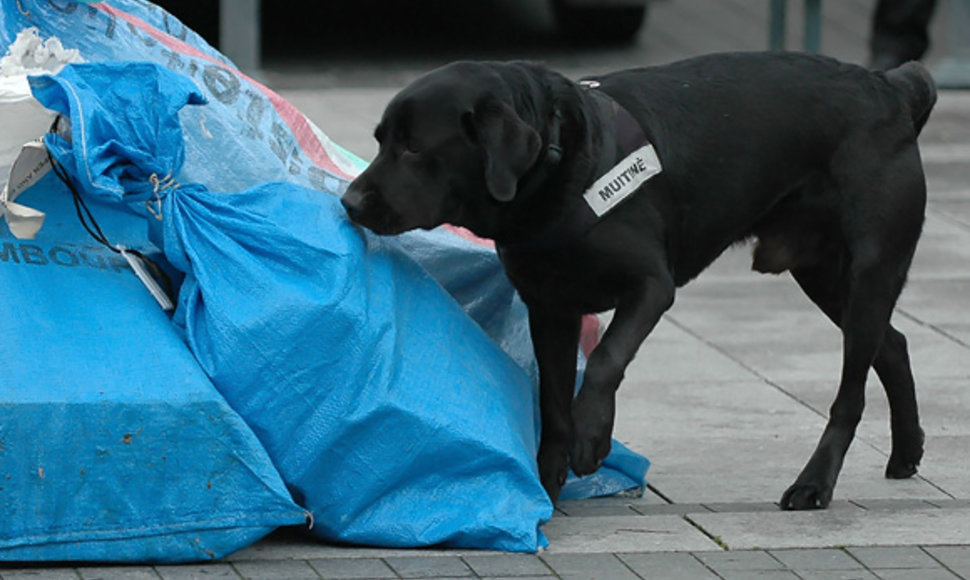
xmin=885 ymin=61 xmax=937 ymax=136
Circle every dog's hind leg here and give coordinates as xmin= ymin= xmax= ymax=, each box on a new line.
xmin=781 ymin=156 xmax=924 ymax=509
xmin=785 ymin=259 xmax=923 ymax=507
xmin=529 ymin=309 xmax=583 ymax=503
xmin=782 ymin=258 xmax=900 ymax=509
xmin=877 ymin=325 xmax=924 ymax=479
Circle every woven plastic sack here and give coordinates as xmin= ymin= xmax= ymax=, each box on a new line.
xmin=31 ymin=62 xmax=554 ymax=551
xmin=0 ymin=129 xmax=306 ymax=564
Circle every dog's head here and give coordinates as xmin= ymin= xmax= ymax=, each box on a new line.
xmin=341 ymin=62 xmax=545 ymax=237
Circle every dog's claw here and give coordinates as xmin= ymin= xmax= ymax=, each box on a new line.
xmin=538 ymin=443 xmax=570 ymax=504
xmin=886 ymin=426 xmax=923 ymax=479
xmin=570 ymin=389 xmax=615 ymax=476
xmin=885 ymin=458 xmax=919 ymax=479
xmin=780 ymin=482 xmax=831 ymax=510
xmin=569 ymin=434 xmax=611 ymax=476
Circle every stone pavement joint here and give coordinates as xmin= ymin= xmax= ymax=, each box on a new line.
xmin=4 ymin=542 xmax=969 ymax=579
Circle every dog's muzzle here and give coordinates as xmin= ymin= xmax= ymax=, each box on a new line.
xmin=340 ymin=185 xmax=406 ymax=235
xmin=340 ymin=192 xmax=365 ymax=223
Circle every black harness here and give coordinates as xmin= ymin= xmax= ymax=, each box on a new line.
xmin=507 ymin=81 xmax=655 ymax=250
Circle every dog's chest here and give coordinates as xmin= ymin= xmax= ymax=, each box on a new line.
xmin=498 ymin=246 xmax=631 ymax=314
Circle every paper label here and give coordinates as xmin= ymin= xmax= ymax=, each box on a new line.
xmin=4 ymin=139 xmax=52 ymax=201
xmin=1 ymin=138 xmax=50 ymax=239
xmin=583 ymin=144 xmax=662 ymax=217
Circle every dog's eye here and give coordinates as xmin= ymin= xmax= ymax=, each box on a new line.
xmin=404 ymin=139 xmax=421 ymax=154
xmin=461 ymin=112 xmax=478 ymax=143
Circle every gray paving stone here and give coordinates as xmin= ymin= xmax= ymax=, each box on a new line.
xmin=820 ymin=501 xmax=866 ymax=512
xmin=225 ymin=538 xmax=460 ymax=562
xmin=616 ymin=552 xmax=720 ymax=579
xmin=874 ymin=569 xmax=962 ymax=580
xmin=231 ymin=559 xmax=320 ymax=580
xmin=556 ymin=499 xmax=640 ymax=517
xmin=628 ymin=489 xmax=672 ymax=507
xmin=0 ymin=569 xmax=85 ymax=580
xmin=926 ymin=546 xmax=970 ymax=577
xmin=79 ymin=567 xmax=162 ymax=580
xmin=383 ymin=556 xmax=472 ymax=578
xmin=614 ymin=382 xmax=853 ymax=505
xmin=701 ymin=503 xmax=780 ymax=514
xmin=542 ymin=514 xmax=720 ymax=553
xmin=692 ymin=550 xmax=786 ymax=572
xmin=847 ymin=546 xmax=942 ymax=569
xmin=917 ymin=436 xmax=970 ymax=499
xmin=926 ymin=500 xmax=970 ymax=509
xmin=768 ymin=548 xmax=864 ymax=571
xmin=307 ymin=557 xmax=397 ymax=579
xmin=716 ymin=571 xmax=801 ymax=580
xmin=795 ymin=572 xmax=880 ymax=580
xmin=540 ymin=553 xmax=638 ymax=580
xmin=154 ymin=564 xmax=240 ymax=579
xmin=850 ymin=499 xmax=940 ymax=511
xmin=618 ymin=316 xmax=757 ymax=384
xmin=907 ymin=216 xmax=970 ymax=281
xmin=690 ymin=508 xmax=970 ymax=550
xmin=460 ymin=554 xmax=551 ymax=577
xmin=631 ymin=503 xmax=714 ymax=516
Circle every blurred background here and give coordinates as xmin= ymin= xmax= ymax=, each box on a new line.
xmin=154 ymin=0 xmax=957 ymax=84
xmin=151 ymin=0 xmax=964 ymax=161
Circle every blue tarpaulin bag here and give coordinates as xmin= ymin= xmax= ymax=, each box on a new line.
xmin=0 ymin=131 xmax=307 ymax=563
xmin=31 ymin=62 xmax=554 ymax=551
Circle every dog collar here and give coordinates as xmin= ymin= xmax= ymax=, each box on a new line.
xmin=507 ymin=83 xmax=660 ymax=249
xmin=514 ymin=106 xmax=564 ymax=202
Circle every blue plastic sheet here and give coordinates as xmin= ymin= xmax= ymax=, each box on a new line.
xmin=0 ymin=165 xmax=306 ymax=563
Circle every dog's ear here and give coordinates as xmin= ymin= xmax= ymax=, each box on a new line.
xmin=466 ymin=100 xmax=542 ymax=202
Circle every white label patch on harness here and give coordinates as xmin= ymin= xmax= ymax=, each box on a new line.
xmin=583 ymin=143 xmax=662 ymax=217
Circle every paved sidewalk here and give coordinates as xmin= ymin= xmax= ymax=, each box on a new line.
xmin=5 ymin=1 xmax=970 ymax=578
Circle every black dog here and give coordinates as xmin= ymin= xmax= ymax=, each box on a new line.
xmin=341 ymin=52 xmax=936 ymax=510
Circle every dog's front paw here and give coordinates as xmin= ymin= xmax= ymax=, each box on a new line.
xmin=538 ymin=442 xmax=570 ymax=503
xmin=780 ymin=481 xmax=832 ymax=510
xmin=569 ymin=393 xmax=615 ymax=476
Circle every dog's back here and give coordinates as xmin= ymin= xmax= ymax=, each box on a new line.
xmin=582 ymin=52 xmax=933 ymax=283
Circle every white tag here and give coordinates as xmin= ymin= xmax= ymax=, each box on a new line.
xmin=119 ymin=247 xmax=175 ymax=312
xmin=4 ymin=139 xmax=52 ymax=200
xmin=583 ymin=143 xmax=662 ymax=217
xmin=1 ymin=138 xmax=50 ymax=239
xmin=0 ymin=196 xmax=45 ymax=238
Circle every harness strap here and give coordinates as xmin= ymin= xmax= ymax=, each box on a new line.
xmin=507 ymin=82 xmax=659 ymax=249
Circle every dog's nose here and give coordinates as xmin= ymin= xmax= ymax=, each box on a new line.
xmin=340 ymin=191 xmax=364 ymax=222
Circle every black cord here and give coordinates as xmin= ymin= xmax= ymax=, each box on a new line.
xmin=45 ymin=116 xmax=177 ymax=305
